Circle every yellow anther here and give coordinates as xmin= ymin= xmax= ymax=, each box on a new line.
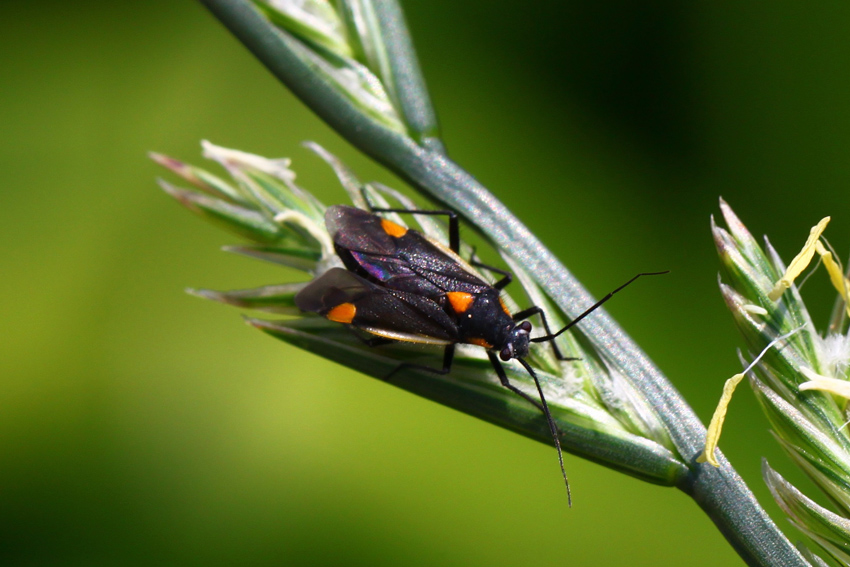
xmin=698 ymin=372 xmax=745 ymax=467
xmin=815 ymin=240 xmax=850 ymax=316
xmin=768 ymin=217 xmax=830 ymax=301
xmin=699 ymin=327 xmax=803 ymax=467
xmin=799 ymin=367 xmax=850 ymax=399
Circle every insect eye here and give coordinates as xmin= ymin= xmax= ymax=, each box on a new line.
xmin=519 ymin=321 xmax=532 ymax=332
xmin=500 ymin=347 xmax=512 ymax=361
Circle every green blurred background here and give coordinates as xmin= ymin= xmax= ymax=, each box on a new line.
xmin=2 ymin=1 xmax=849 ymax=565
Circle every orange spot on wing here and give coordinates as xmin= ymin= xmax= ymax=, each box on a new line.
xmin=381 ymin=218 xmax=408 ymax=238
xmin=499 ymin=297 xmax=511 ymax=316
xmin=447 ymin=291 xmax=475 ymax=314
xmin=326 ymin=302 xmax=356 ymax=324
xmin=468 ymin=337 xmax=493 ymax=349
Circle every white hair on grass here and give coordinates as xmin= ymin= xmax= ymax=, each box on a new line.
xmin=539 ymin=363 xmax=585 ymax=402
xmin=815 ymin=332 xmax=850 ymax=380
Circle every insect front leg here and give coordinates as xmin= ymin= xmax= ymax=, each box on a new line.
xmin=489 ymin=351 xmax=573 ymax=504
xmin=486 ymin=351 xmax=545 ymax=412
xmin=511 ymin=306 xmax=573 ymax=361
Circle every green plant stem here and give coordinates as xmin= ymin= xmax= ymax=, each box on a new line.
xmin=254 ymin=320 xmax=688 ymax=486
xmin=198 ymin=1 xmax=809 ymax=564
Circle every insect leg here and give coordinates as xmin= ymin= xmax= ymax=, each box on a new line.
xmin=383 ymin=344 xmax=456 ymax=381
xmin=378 ymin=208 xmax=460 ymax=253
xmin=511 ymin=306 xmax=571 ymax=361
xmin=489 ymin=352 xmax=571 ymax=505
xmin=530 ymin=271 xmax=669 ymax=345
xmin=350 ymin=326 xmax=456 ymax=382
xmin=360 ymin=191 xmax=461 ymax=253
xmin=512 ymin=305 xmax=578 ymax=360
xmin=486 ymin=351 xmax=544 ymax=412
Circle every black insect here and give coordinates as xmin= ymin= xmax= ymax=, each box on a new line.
xmin=295 ymin=203 xmax=663 ymax=505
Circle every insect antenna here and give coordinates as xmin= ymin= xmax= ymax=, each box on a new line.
xmin=530 ymin=271 xmax=669 ymax=344
xmin=517 ymin=357 xmax=571 ymax=507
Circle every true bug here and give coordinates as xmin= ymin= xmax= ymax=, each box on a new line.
xmin=295 ymin=203 xmax=664 ymax=504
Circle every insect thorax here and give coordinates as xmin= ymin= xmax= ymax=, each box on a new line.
xmin=455 ymin=290 xmax=525 ymax=354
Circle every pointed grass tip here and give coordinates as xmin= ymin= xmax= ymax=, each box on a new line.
xmin=149 ymin=152 xmax=198 ymax=184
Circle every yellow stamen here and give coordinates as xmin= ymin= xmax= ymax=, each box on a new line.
xmin=699 ymin=327 xmax=803 ymax=467
xmin=815 ymin=240 xmax=850 ymax=316
xmin=768 ymin=217 xmax=830 ymax=301
xmin=698 ymin=373 xmax=745 ymax=467
xmin=799 ymin=367 xmax=850 ymax=399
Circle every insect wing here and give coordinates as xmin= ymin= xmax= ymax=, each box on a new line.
xmin=325 ymin=205 xmax=394 ymax=256
xmin=325 ymin=205 xmax=489 ymax=297
xmin=295 ymin=268 xmax=459 ymax=344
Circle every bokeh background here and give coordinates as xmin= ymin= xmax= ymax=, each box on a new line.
xmin=2 ymin=1 xmax=849 ymax=565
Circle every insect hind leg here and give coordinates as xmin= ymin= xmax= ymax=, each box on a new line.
xmin=347 ymin=327 xmax=456 ymax=381
xmin=382 ymin=344 xmax=455 ymax=382
xmin=345 ymin=326 xmax=397 ymax=348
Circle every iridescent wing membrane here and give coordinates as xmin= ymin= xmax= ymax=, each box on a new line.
xmin=325 ymin=205 xmax=489 ymax=298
